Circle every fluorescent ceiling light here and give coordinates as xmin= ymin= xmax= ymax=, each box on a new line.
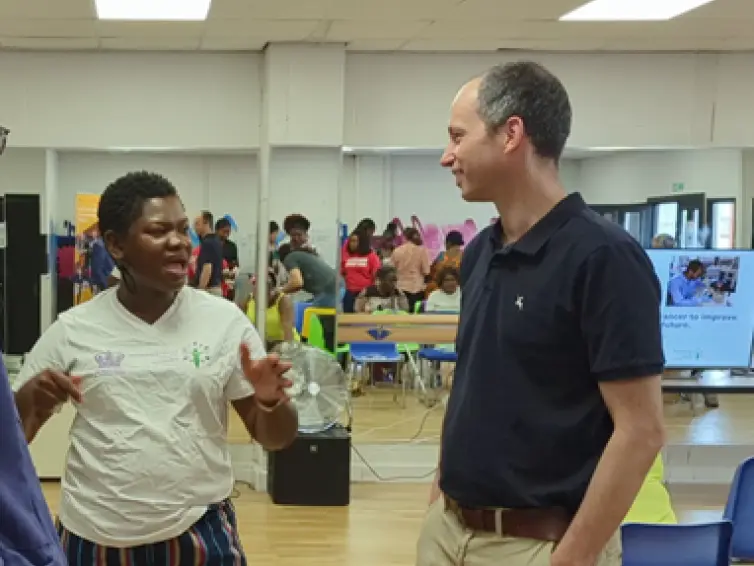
xmin=95 ymin=0 xmax=212 ymax=21
xmin=560 ymin=0 xmax=715 ymax=21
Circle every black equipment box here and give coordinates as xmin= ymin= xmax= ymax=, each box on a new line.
xmin=267 ymin=425 xmax=351 ymax=506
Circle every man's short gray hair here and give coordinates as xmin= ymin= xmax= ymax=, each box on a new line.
xmin=477 ymin=61 xmax=572 ymax=162
xmin=652 ymin=234 xmax=676 ymax=249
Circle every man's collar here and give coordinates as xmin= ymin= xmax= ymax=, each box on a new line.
xmin=490 ymin=193 xmax=587 ymax=256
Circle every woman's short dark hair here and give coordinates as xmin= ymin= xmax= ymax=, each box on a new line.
xmin=350 ymin=229 xmax=372 ymax=255
xmin=445 ymin=230 xmax=464 ymax=247
xmin=98 ymin=171 xmax=178 ymax=238
xmin=269 ymin=220 xmax=280 ymax=233
xmin=283 ymin=214 xmax=310 ymax=234
xmin=436 ymin=265 xmax=460 ymax=286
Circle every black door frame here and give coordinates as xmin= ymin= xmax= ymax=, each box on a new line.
xmin=647 ymin=193 xmax=707 ymax=249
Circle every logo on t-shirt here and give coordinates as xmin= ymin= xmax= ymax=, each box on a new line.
xmin=94 ymin=351 xmax=125 ymax=369
xmin=184 ymin=342 xmax=210 ymax=368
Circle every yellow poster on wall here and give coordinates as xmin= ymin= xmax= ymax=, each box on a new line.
xmin=74 ymin=193 xmax=101 ymax=305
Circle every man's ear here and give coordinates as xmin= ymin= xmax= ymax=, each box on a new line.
xmin=103 ymin=230 xmax=125 ymax=262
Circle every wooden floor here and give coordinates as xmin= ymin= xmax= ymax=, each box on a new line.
xmin=40 ymin=481 xmax=729 ymax=566
xmin=229 ymin=388 xmax=754 ymax=445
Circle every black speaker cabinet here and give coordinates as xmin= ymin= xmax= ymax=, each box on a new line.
xmin=267 ymin=425 xmax=351 ymax=506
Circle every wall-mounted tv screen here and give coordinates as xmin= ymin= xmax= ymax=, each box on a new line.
xmin=645 ymin=249 xmax=754 ymax=369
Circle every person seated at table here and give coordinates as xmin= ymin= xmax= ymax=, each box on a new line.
xmin=426 ymin=266 xmax=461 ymax=313
xmin=244 ymin=269 xmax=299 ymax=351
xmin=354 ymin=265 xmax=409 ymax=313
xmin=425 ymin=230 xmax=464 ymax=298
xmin=668 ymin=259 xmax=706 ymax=306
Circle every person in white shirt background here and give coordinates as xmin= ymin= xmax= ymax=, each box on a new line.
xmin=13 ymin=171 xmax=298 ymax=565
xmin=425 ymin=266 xmax=462 ymax=313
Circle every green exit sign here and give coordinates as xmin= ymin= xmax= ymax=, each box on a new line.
xmin=671 ymin=182 xmax=684 ymax=193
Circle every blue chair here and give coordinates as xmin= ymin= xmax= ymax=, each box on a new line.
xmin=621 ymin=521 xmax=733 ymax=566
xmin=417 ymin=347 xmax=457 ymax=406
xmin=724 ymin=456 xmax=754 ymax=560
xmin=293 ymin=301 xmax=313 ymax=335
xmin=348 ymin=341 xmax=404 ymax=404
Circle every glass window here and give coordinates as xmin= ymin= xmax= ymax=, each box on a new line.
xmin=655 ymin=202 xmax=678 ymax=240
xmin=711 ymin=201 xmax=735 ymax=249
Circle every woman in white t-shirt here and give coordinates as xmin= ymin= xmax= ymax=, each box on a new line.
xmin=426 ymin=265 xmax=462 ymax=313
xmin=13 ymin=172 xmax=298 ymax=564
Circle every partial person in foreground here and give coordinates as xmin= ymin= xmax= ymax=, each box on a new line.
xmin=14 ymin=171 xmax=298 ymax=565
xmin=0 ymin=124 xmax=66 ymax=566
xmin=0 ymin=355 xmax=67 ymax=566
xmin=417 ymin=62 xmax=665 ymax=566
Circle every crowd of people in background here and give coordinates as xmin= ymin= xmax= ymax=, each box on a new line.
xmin=341 ymin=218 xmax=464 ymax=315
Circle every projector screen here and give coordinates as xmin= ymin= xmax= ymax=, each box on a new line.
xmin=646 ymin=249 xmax=754 ymax=369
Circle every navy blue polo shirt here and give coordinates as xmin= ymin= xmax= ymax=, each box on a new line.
xmin=194 ymin=233 xmax=224 ymax=288
xmin=440 ymin=193 xmax=664 ymax=513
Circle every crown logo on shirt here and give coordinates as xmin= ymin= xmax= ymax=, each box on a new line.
xmin=94 ymin=351 xmax=125 ymax=369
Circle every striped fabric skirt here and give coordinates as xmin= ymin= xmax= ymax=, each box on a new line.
xmin=56 ymin=500 xmax=246 ymax=566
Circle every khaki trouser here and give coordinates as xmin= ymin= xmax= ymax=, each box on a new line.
xmin=416 ymin=497 xmax=622 ymax=566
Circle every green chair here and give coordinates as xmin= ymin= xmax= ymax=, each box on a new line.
xmin=309 ymin=313 xmax=350 ymax=357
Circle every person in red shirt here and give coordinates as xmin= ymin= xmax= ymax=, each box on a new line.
xmin=341 ymin=229 xmax=380 ymax=312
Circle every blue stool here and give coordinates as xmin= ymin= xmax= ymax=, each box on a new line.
xmin=622 ymin=521 xmax=733 ymax=566
xmin=293 ymin=301 xmax=313 ymax=335
xmin=418 ymin=347 xmax=457 ymax=407
xmin=349 ymin=342 xmax=404 ymax=405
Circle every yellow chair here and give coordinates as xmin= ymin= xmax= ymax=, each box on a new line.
xmin=623 ymin=454 xmax=677 ymax=525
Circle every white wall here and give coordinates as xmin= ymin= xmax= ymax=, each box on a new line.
xmin=57 ymin=152 xmax=260 ymax=269
xmin=580 ymin=149 xmax=744 ymax=246
xmin=5 ymin=50 xmax=754 ymax=150
xmin=0 ymin=148 xmax=47 ymax=196
xmin=340 ymin=153 xmax=582 ymax=231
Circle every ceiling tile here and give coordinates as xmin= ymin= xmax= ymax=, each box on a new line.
xmin=100 ymin=37 xmax=202 ymax=50
xmin=0 ymin=19 xmax=96 ymax=37
xmin=682 ymin=0 xmax=754 ymax=19
xmin=325 ymin=0 xmax=459 ymax=20
xmin=0 ymin=0 xmax=95 ymax=19
xmin=327 ymin=20 xmax=430 ymax=41
xmin=203 ymin=19 xmax=320 ymax=40
xmin=209 ymin=0 xmax=332 ymax=19
xmin=96 ymin=21 xmax=206 ymax=38
xmin=200 ymin=36 xmax=267 ymax=50
xmin=346 ymin=39 xmax=406 ymax=50
xmin=0 ymin=37 xmax=98 ymax=49
xmin=445 ymin=0 xmax=586 ymax=20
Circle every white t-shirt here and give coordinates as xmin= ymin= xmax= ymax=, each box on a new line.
xmin=426 ymin=288 xmax=461 ymax=313
xmin=14 ymin=287 xmax=264 ymax=547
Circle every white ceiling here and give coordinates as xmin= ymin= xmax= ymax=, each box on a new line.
xmin=0 ymin=0 xmax=751 ymax=52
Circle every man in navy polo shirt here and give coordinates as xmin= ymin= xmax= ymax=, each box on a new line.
xmin=416 ymin=62 xmax=665 ymax=566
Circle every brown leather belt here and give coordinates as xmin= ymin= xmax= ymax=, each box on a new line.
xmin=444 ymin=496 xmax=572 ymax=542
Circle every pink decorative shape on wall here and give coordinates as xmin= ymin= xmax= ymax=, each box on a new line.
xmin=391 ymin=215 xmax=486 ymax=260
